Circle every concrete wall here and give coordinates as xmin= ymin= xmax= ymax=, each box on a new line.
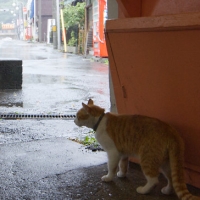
xmin=36 ymin=0 xmax=53 ymax=42
xmin=142 ymin=0 xmax=200 ymax=16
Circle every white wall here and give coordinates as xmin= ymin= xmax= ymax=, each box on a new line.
xmin=107 ymin=0 xmax=118 ymax=19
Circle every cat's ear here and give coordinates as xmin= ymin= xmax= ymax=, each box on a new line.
xmin=88 ymin=99 xmax=94 ymax=105
xmin=82 ymin=103 xmax=91 ymax=113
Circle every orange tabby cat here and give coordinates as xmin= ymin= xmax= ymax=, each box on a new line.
xmin=74 ymin=99 xmax=200 ymax=200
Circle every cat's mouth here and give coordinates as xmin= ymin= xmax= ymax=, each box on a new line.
xmin=74 ymin=119 xmax=78 ymax=125
xmin=74 ymin=119 xmax=81 ymax=127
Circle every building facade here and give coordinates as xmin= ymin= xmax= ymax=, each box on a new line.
xmin=26 ymin=0 xmax=52 ymax=42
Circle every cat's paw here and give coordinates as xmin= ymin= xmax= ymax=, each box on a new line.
xmin=117 ymin=171 xmax=126 ymax=178
xmin=136 ymin=186 xmax=149 ymax=194
xmin=101 ymin=175 xmax=113 ymax=182
xmin=161 ymin=186 xmax=173 ymax=195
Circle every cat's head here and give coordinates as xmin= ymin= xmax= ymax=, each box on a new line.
xmin=74 ymin=99 xmax=105 ymax=129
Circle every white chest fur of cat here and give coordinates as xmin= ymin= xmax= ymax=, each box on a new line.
xmin=74 ymin=99 xmax=200 ymax=200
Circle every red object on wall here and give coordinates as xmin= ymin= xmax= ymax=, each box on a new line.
xmin=25 ymin=27 xmax=32 ymax=40
xmin=93 ymin=0 xmax=108 ymax=57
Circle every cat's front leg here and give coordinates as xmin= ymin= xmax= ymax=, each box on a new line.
xmin=102 ymin=150 xmax=120 ymax=182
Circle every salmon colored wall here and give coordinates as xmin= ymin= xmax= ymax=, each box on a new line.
xmin=117 ymin=0 xmax=200 ymax=18
xmin=117 ymin=0 xmax=142 ymax=18
xmin=142 ymin=0 xmax=200 ymax=16
xmin=106 ymin=0 xmax=200 ymax=189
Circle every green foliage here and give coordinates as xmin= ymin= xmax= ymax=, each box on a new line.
xmin=68 ymin=130 xmax=98 ymax=146
xmin=68 ymin=30 xmax=77 ymax=46
xmin=103 ymin=59 xmax=109 ymax=65
xmin=63 ymin=2 xmax=85 ymax=28
xmin=82 ymin=130 xmax=98 ymax=146
xmin=62 ymin=2 xmax=85 ymax=50
xmin=82 ymin=135 xmax=98 ymax=146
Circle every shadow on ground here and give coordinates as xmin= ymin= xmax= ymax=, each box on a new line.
xmin=5 ymin=162 xmax=199 ymax=200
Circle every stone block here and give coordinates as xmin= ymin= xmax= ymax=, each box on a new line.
xmin=0 ymin=60 xmax=22 ymax=89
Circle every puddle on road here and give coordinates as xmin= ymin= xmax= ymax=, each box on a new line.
xmin=0 ymin=102 xmax=23 ymax=107
xmin=0 ymin=90 xmax=23 ymax=108
xmin=34 ymin=56 xmax=47 ymax=60
xmin=23 ymin=74 xmax=67 ymax=84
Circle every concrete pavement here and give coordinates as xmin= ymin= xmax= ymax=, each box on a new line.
xmin=0 ymin=137 xmax=107 ymax=199
xmin=0 ymin=136 xmax=199 ymax=200
xmin=0 ymin=40 xmax=200 ymax=199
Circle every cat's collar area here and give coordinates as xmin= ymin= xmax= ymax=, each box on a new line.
xmin=93 ymin=113 xmax=105 ymax=132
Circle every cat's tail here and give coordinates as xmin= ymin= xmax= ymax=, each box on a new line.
xmin=169 ymin=139 xmax=200 ymax=200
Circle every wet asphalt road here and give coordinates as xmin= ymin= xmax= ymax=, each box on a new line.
xmin=0 ymin=39 xmax=110 ymax=143
xmin=0 ymin=39 xmax=109 ymax=199
xmin=0 ymin=40 xmax=200 ymax=200
xmin=0 ymin=39 xmax=110 ymax=114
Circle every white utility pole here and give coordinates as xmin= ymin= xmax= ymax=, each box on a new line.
xmin=34 ymin=0 xmax=36 ymax=41
xmin=38 ymin=0 xmax=42 ymax=42
xmin=56 ymin=0 xmax=61 ymax=50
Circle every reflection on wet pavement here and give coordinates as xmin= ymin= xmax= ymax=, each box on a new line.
xmin=0 ymin=89 xmax=23 ymax=107
xmin=0 ymin=40 xmax=110 ymax=115
xmin=0 ymin=40 xmax=110 ymax=142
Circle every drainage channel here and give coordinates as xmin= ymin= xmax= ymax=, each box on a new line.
xmin=0 ymin=114 xmax=76 ymax=120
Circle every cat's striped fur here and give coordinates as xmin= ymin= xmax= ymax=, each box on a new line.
xmin=74 ymin=99 xmax=200 ymax=200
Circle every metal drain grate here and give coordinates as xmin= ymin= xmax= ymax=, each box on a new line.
xmin=0 ymin=114 xmax=76 ymax=120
